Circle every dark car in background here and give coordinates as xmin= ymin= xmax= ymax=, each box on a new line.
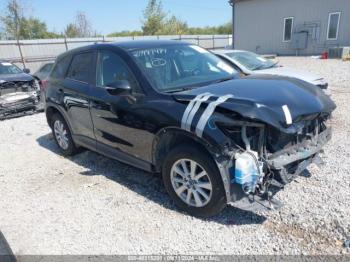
xmin=45 ymin=40 xmax=335 ymax=217
xmin=33 ymin=62 xmax=54 ymax=81
xmin=0 ymin=61 xmax=40 ymax=119
xmin=33 ymin=62 xmax=54 ymax=106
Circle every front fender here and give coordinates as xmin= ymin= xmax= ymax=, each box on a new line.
xmin=152 ymin=127 xmax=215 ymax=164
xmin=152 ymin=126 xmax=240 ymax=204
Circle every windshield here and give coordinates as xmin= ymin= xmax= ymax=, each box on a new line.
xmin=226 ymin=51 xmax=276 ymax=71
xmin=131 ymin=44 xmax=238 ymax=93
xmin=0 ymin=62 xmax=23 ymax=75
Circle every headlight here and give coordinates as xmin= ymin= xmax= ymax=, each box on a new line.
xmin=33 ymin=80 xmax=40 ymax=90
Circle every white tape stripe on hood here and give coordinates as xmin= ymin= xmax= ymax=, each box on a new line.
xmin=181 ymin=93 xmax=210 ymax=130
xmin=282 ymin=105 xmax=292 ymax=125
xmin=195 ymin=94 xmax=234 ymax=138
xmin=184 ymin=93 xmax=213 ymax=131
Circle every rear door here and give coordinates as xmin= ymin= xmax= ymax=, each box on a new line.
xmin=63 ymin=51 xmax=96 ymax=144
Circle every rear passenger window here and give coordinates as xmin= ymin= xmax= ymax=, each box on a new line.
xmin=67 ymin=52 xmax=94 ymax=83
xmin=51 ymin=55 xmax=71 ymax=79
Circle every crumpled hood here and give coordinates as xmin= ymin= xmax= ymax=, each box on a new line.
xmin=254 ymin=66 xmax=324 ymax=85
xmin=0 ymin=73 xmax=34 ymax=83
xmin=173 ymin=75 xmax=336 ymax=133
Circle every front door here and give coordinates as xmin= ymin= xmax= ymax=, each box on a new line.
xmin=90 ymin=50 xmax=154 ymax=166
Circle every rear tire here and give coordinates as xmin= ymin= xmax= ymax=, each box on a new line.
xmin=51 ymin=113 xmax=78 ymax=156
xmin=162 ymin=144 xmax=227 ymax=218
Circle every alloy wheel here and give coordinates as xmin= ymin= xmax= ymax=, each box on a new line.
xmin=170 ymin=159 xmax=213 ymax=207
xmin=53 ymin=120 xmax=69 ymax=150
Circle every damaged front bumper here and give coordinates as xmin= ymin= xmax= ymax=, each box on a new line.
xmin=0 ymin=79 xmax=40 ymax=119
xmin=0 ymin=92 xmax=38 ymax=119
xmin=215 ymin=125 xmax=332 ymax=211
xmin=268 ymin=127 xmax=332 ymax=169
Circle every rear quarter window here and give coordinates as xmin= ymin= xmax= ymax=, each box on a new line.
xmin=50 ymin=55 xmax=72 ymax=79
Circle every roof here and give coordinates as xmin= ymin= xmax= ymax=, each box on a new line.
xmin=232 ymin=0 xmax=250 ymax=3
xmin=212 ymin=49 xmax=245 ymax=54
xmin=56 ymin=40 xmax=191 ymax=60
xmin=111 ymin=40 xmax=188 ymax=50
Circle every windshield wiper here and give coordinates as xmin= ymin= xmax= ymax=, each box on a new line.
xmin=165 ymin=86 xmax=197 ymax=93
xmin=270 ymin=61 xmax=279 ymax=68
xmin=252 ymin=64 xmax=265 ymax=71
xmin=165 ymin=76 xmax=236 ymax=93
xmin=213 ymin=76 xmax=236 ymax=84
xmin=253 ymin=61 xmax=279 ymax=71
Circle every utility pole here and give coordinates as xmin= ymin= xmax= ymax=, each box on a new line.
xmin=228 ymin=0 xmax=235 ymax=49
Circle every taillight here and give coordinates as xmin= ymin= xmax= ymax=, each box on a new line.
xmin=41 ymin=79 xmax=49 ymax=91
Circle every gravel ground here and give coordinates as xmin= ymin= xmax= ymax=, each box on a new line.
xmin=0 ymin=57 xmax=349 ymax=255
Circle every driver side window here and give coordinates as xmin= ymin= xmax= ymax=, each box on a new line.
xmin=96 ymin=50 xmax=141 ymax=93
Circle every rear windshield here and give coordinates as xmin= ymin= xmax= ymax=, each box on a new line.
xmin=40 ymin=63 xmax=54 ymax=73
xmin=226 ymin=51 xmax=276 ymax=71
xmin=0 ymin=62 xmax=22 ymax=75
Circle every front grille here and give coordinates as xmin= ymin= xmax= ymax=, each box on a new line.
xmin=267 ymin=114 xmax=330 ymax=154
xmin=0 ymin=80 xmax=36 ymax=96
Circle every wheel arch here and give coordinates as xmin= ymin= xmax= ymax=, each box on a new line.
xmin=45 ymin=104 xmax=73 ymax=133
xmin=152 ymin=127 xmax=219 ymax=172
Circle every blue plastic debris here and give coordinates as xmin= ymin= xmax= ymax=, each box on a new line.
xmin=345 ymin=239 xmax=350 ymax=248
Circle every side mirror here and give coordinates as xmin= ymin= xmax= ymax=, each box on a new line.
xmin=105 ymin=80 xmax=131 ymax=95
xmin=23 ymin=68 xmax=30 ymax=74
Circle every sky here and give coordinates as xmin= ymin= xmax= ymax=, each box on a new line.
xmin=0 ymin=0 xmax=232 ymax=35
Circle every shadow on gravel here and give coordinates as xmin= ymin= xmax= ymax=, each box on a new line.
xmin=37 ymin=133 xmax=267 ymax=225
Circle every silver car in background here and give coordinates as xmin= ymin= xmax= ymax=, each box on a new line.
xmin=213 ymin=49 xmax=329 ymax=91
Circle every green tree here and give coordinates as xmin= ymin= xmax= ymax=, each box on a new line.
xmin=19 ymin=17 xmax=52 ymax=39
xmin=141 ymin=0 xmax=166 ymax=35
xmin=216 ymin=22 xmax=232 ymax=34
xmin=187 ymin=22 xmax=232 ymax=35
xmin=0 ymin=0 xmax=23 ymax=40
xmin=160 ymin=15 xmax=188 ymax=35
xmin=0 ymin=0 xmax=61 ymax=39
xmin=0 ymin=26 xmax=5 ymax=40
xmin=64 ymin=23 xmax=79 ymax=38
xmin=107 ymin=30 xmax=143 ymax=37
xmin=64 ymin=11 xmax=93 ymax=38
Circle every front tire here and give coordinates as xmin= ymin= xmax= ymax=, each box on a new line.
xmin=162 ymin=144 xmax=227 ymax=218
xmin=51 ymin=113 xmax=78 ymax=156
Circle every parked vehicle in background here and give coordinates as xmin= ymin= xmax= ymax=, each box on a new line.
xmin=0 ymin=61 xmax=40 ymax=119
xmin=45 ymin=40 xmax=335 ymax=217
xmin=33 ymin=62 xmax=54 ymax=106
xmin=34 ymin=62 xmax=54 ymax=82
xmin=214 ymin=50 xmax=329 ymax=90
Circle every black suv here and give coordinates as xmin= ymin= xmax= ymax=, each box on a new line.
xmin=45 ymin=40 xmax=335 ymax=217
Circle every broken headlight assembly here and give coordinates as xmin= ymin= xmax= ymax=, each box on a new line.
xmin=216 ymin=112 xmax=332 ymax=209
xmin=219 ymin=122 xmax=270 ymax=196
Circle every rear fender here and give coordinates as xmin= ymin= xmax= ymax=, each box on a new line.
xmin=45 ymin=102 xmax=74 ymax=135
